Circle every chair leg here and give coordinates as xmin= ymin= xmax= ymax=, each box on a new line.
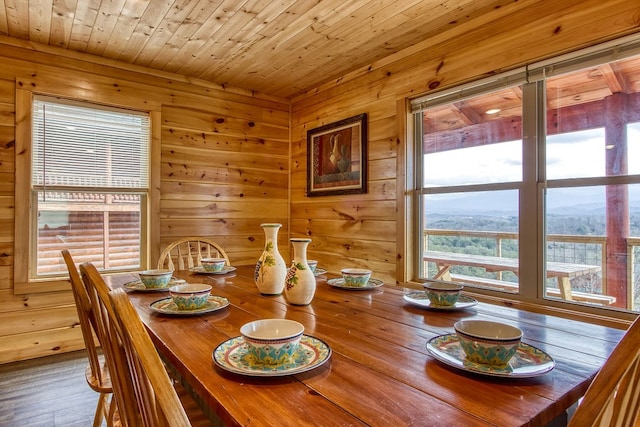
xmin=93 ymin=392 xmax=109 ymax=427
xmin=105 ymin=394 xmax=117 ymax=427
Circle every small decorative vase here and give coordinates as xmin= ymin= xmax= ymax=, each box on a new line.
xmin=284 ymin=238 xmax=316 ymax=305
xmin=254 ymin=223 xmax=287 ymax=295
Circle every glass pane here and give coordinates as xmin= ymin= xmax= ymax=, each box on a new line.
xmin=422 ymin=86 xmax=523 ymax=187
xmin=36 ymin=191 xmax=142 ymax=276
xmin=544 ymin=184 xmax=640 ymax=311
xmin=422 ymin=190 xmax=519 ymax=293
xmin=546 ymin=56 xmax=640 ymax=179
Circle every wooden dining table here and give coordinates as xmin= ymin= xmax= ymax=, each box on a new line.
xmin=106 ymin=265 xmax=626 ymax=427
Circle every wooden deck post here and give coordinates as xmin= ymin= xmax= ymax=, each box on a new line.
xmin=605 ymin=93 xmax=629 ymax=309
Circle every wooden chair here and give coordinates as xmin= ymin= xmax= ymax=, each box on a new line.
xmin=61 ymin=250 xmax=116 ymax=427
xmin=568 ymin=315 xmax=640 ymax=427
xmin=79 ymin=262 xmax=211 ymax=427
xmin=157 ymin=237 xmax=230 ymax=270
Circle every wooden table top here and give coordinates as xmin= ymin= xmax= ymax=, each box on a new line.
xmin=107 ymin=265 xmax=624 ymax=427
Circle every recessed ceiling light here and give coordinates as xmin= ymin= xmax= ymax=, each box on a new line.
xmin=485 ymin=109 xmax=501 ymax=115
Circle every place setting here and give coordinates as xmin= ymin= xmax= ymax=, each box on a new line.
xmin=189 ymin=257 xmax=237 ymax=275
xmin=426 ymin=319 xmax=555 ymax=378
xmin=403 ymin=280 xmax=478 ymax=311
xmin=213 ymin=318 xmax=332 ymax=377
xmin=308 ymin=260 xmax=327 ymax=277
xmin=149 ymin=283 xmax=230 ymax=316
xmin=123 ymin=269 xmax=186 ymax=292
xmin=327 ymin=268 xmax=383 ymax=290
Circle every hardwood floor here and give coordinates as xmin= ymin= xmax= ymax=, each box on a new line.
xmin=0 ymin=350 xmax=101 ymax=426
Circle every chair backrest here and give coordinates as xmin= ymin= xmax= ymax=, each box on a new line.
xmin=61 ymin=250 xmax=104 ymax=385
xmin=568 ymin=315 xmax=640 ymax=426
xmin=80 ymin=262 xmax=141 ymax=427
xmin=109 ymin=287 xmax=192 ymax=427
xmin=80 ymin=261 xmax=191 ymax=427
xmin=157 ymin=237 xmax=230 ymax=270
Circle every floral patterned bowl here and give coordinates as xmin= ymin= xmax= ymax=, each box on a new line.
xmin=454 ymin=320 xmax=522 ymax=366
xmin=201 ymin=257 xmax=226 ymax=272
xmin=139 ymin=269 xmax=173 ymax=288
xmin=240 ymin=319 xmax=304 ymax=365
xmin=341 ymin=268 xmax=372 ymax=287
xmin=424 ymin=280 xmax=463 ymax=306
xmin=169 ymin=283 xmax=212 ymax=310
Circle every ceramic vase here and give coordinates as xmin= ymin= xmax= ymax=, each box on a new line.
xmin=284 ymin=238 xmax=316 ymax=305
xmin=254 ymin=223 xmax=287 ymax=295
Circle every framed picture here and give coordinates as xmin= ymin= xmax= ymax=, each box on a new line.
xmin=306 ymin=113 xmax=367 ymax=197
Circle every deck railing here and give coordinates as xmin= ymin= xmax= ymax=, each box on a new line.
xmin=423 ymin=229 xmax=640 ymax=310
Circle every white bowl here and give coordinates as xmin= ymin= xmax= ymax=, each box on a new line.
xmin=341 ymin=268 xmax=372 ymax=287
xmin=169 ymin=283 xmax=212 ymax=310
xmin=139 ymin=269 xmax=173 ymax=288
xmin=454 ymin=320 xmax=522 ymax=366
xmin=240 ymin=319 xmax=304 ymax=365
xmin=201 ymin=257 xmax=226 ymax=272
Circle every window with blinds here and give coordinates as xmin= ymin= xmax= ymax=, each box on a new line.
xmin=31 ymin=97 xmax=150 ymax=277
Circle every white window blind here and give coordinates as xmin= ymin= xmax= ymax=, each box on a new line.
xmin=32 ymin=97 xmax=150 ymax=190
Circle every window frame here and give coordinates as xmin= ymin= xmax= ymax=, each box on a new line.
xmin=15 ymin=89 xmax=161 ymax=294
xmin=407 ymin=34 xmax=640 ymax=321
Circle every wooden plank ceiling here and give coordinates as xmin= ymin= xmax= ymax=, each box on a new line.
xmin=0 ymin=0 xmax=512 ymax=99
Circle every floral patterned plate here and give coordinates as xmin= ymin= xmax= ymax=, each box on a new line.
xmin=426 ymin=333 xmax=555 ymax=378
xmin=403 ymin=292 xmax=478 ymax=311
xmin=123 ymin=278 xmax=186 ymax=292
xmin=149 ymin=295 xmax=229 ymax=315
xmin=327 ymin=278 xmax=383 ymax=290
xmin=189 ymin=266 xmax=237 ymax=275
xmin=213 ymin=335 xmax=331 ymax=377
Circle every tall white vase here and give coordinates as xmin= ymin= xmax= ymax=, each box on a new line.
xmin=284 ymin=238 xmax=316 ymax=305
xmin=254 ymin=223 xmax=287 ymax=295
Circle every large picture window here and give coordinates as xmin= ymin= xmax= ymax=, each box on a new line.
xmin=30 ymin=97 xmax=150 ymax=278
xmin=412 ymin=36 xmax=640 ymax=314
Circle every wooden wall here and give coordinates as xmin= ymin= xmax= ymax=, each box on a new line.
xmin=290 ymin=0 xmax=640 ymax=285
xmin=0 ymin=43 xmax=290 ymax=363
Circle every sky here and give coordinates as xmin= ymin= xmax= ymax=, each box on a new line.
xmin=423 ymin=123 xmax=640 ymax=213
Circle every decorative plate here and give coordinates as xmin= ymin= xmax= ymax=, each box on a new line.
xmin=403 ymin=292 xmax=478 ymax=311
xmin=213 ymin=335 xmax=331 ymax=377
xmin=123 ymin=278 xmax=186 ymax=292
xmin=149 ymin=295 xmax=230 ymax=315
xmin=189 ymin=266 xmax=237 ymax=275
xmin=313 ymin=268 xmax=327 ymax=276
xmin=426 ymin=333 xmax=555 ymax=378
xmin=327 ymin=278 xmax=383 ymax=290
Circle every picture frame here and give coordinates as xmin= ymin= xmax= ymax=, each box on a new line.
xmin=306 ymin=113 xmax=367 ymax=197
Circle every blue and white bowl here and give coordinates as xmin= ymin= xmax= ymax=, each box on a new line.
xmin=454 ymin=320 xmax=522 ymax=366
xmin=201 ymin=257 xmax=226 ymax=272
xmin=169 ymin=283 xmax=212 ymax=310
xmin=424 ymin=281 xmax=463 ymax=306
xmin=139 ymin=269 xmax=173 ymax=288
xmin=341 ymin=268 xmax=372 ymax=287
xmin=240 ymin=319 xmax=304 ymax=365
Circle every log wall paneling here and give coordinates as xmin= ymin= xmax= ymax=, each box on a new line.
xmin=0 ymin=48 xmax=289 ymax=363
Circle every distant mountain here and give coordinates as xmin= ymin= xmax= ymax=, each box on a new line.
xmin=426 ymin=187 xmax=640 ymax=215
